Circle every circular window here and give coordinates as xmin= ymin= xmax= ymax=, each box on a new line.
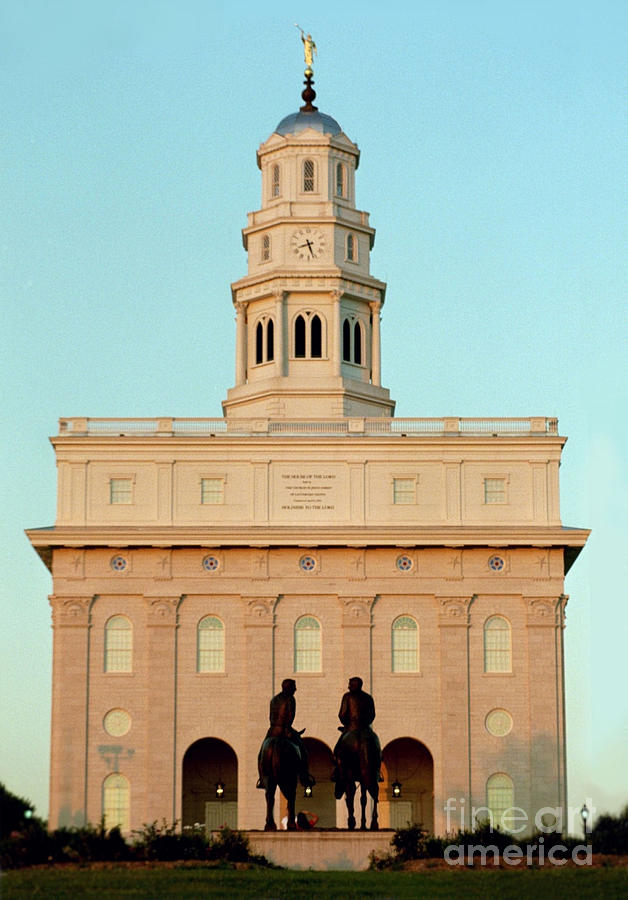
xmin=396 ymin=555 xmax=413 ymax=572
xmin=110 ymin=555 xmax=127 ymax=572
xmin=202 ymin=555 xmax=219 ymax=572
xmin=485 ymin=708 xmax=513 ymax=737
xmin=299 ymin=555 xmax=316 ymax=572
xmin=103 ymin=708 xmax=131 ymax=737
xmin=488 ymin=555 xmax=505 ymax=572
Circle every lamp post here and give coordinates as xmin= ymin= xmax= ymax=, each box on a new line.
xmin=580 ymin=803 xmax=589 ymax=839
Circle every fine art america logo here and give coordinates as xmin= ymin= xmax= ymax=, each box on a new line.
xmin=442 ymin=798 xmax=594 ymax=866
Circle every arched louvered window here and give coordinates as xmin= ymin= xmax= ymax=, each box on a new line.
xmin=354 ymin=321 xmax=362 ymax=365
xmin=336 ymin=162 xmax=345 ymax=197
xmin=266 ymin=318 xmax=274 ymax=362
xmin=343 ymin=318 xmax=351 ymax=361
xmin=294 ymin=615 xmax=321 ymax=672
xmin=272 ymin=163 xmax=280 ymax=197
xmin=261 ymin=233 xmax=271 ymax=262
xmin=197 ymin=616 xmax=225 ymax=672
xmin=303 ymin=159 xmax=315 ymax=192
xmin=486 ymin=773 xmax=515 ymax=830
xmin=255 ymin=321 xmax=264 ymax=364
xmin=392 ymin=616 xmax=419 ymax=672
xmin=310 ymin=314 xmax=322 ymax=358
xmin=104 ymin=616 xmax=132 ymax=673
xmin=295 ymin=314 xmax=306 ymax=358
xmin=103 ymin=774 xmax=130 ymax=831
xmin=484 ymin=616 xmax=512 ymax=673
xmin=346 ymin=233 xmax=356 ymax=261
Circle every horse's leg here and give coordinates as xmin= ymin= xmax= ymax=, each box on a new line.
xmin=370 ymin=782 xmax=379 ymax=831
xmin=264 ymin=782 xmax=277 ymax=831
xmin=359 ymin=782 xmax=368 ymax=831
xmin=345 ymin=781 xmax=356 ymax=830
xmin=285 ymin=780 xmax=297 ymax=831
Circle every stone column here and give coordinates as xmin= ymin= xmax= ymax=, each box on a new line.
xmin=273 ymin=291 xmax=285 ymax=376
xmin=242 ymin=595 xmax=278 ymax=829
xmin=339 ymin=593 xmax=375 ymax=690
xmin=144 ymin=595 xmax=181 ymax=824
xmin=369 ymin=300 xmax=381 ymax=386
xmin=435 ymin=596 xmax=473 ymax=836
xmin=331 ymin=290 xmax=342 ymax=376
xmin=526 ymin=596 xmax=566 ymax=823
xmin=235 ymin=301 xmax=247 ymax=385
xmin=48 ymin=595 xmax=95 ymax=829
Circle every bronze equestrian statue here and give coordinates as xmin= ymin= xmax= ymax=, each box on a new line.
xmin=257 ymin=678 xmax=315 ymax=831
xmin=332 ymin=676 xmax=382 ymax=830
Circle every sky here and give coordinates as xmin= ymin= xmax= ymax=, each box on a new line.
xmin=2 ymin=0 xmax=627 ymax=825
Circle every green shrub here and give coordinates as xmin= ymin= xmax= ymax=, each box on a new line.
xmin=591 ymin=804 xmax=628 ymax=854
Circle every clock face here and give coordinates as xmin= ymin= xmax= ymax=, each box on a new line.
xmin=291 ymin=227 xmax=325 ymax=260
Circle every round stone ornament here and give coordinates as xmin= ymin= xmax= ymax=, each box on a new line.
xmin=103 ymin=708 xmax=131 ymax=737
xmin=485 ymin=708 xmax=513 ymax=737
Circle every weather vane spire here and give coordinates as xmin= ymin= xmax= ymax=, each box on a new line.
xmin=294 ymin=24 xmax=318 ymax=112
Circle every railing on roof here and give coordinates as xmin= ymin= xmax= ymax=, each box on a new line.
xmin=58 ymin=416 xmax=558 ymax=437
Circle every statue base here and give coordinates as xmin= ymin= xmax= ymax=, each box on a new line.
xmin=242 ymin=829 xmax=393 ymax=870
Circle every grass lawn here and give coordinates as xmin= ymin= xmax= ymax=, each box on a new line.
xmin=3 ymin=865 xmax=628 ymax=899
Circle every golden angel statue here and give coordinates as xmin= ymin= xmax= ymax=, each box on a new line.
xmin=295 ymin=24 xmax=317 ymax=69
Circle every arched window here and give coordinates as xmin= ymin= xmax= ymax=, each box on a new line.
xmin=310 ymin=314 xmax=322 ymax=358
xmin=255 ymin=321 xmax=264 ymax=365
xmin=346 ymin=233 xmax=356 ymax=261
xmin=103 ymin=773 xmax=130 ymax=831
xmin=354 ymin=321 xmax=362 ymax=365
xmin=392 ymin=616 xmax=419 ymax=672
xmin=294 ymin=616 xmax=321 ymax=672
xmin=104 ymin=616 xmax=132 ymax=673
xmin=484 ymin=616 xmax=512 ymax=673
xmin=486 ymin=773 xmax=514 ymax=830
xmin=342 ymin=318 xmax=351 ymax=361
xmin=272 ymin=163 xmax=280 ymax=198
xmin=294 ymin=314 xmax=306 ymax=358
xmin=303 ymin=159 xmax=315 ymax=192
xmin=197 ymin=616 xmax=225 ymax=672
xmin=254 ymin=317 xmax=274 ymax=365
xmin=336 ymin=162 xmax=345 ymax=197
xmin=261 ymin=233 xmax=271 ymax=262
xmin=266 ymin=318 xmax=274 ymax=362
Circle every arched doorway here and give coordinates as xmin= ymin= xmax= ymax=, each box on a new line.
xmin=381 ymin=737 xmax=434 ymax=832
xmin=300 ymin=737 xmax=336 ymax=827
xmin=182 ymin=738 xmax=238 ymax=830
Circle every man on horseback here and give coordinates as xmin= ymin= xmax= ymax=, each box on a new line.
xmin=257 ymin=678 xmax=315 ymax=790
xmin=332 ymin=677 xmax=382 ymax=829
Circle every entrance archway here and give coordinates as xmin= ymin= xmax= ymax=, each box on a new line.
xmin=182 ymin=738 xmax=238 ymax=830
xmin=301 ymin=737 xmax=336 ymax=827
xmin=381 ymin=737 xmax=434 ymax=832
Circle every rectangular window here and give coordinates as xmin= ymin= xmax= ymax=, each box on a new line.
xmin=393 ymin=478 xmax=416 ymax=504
xmin=484 ymin=478 xmax=506 ymax=504
xmin=201 ymin=477 xmax=224 ymax=505
xmin=109 ymin=478 xmax=132 ymax=505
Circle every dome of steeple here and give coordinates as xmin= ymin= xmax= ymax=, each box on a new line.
xmin=275 ymin=109 xmax=342 ymax=136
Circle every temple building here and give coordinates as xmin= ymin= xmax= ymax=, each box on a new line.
xmin=27 ymin=67 xmax=589 ymax=836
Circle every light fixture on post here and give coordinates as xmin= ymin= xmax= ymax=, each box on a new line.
xmin=215 ymin=781 xmax=225 ymax=799
xmin=304 ymin=784 xmax=313 ymax=798
xmin=580 ymin=802 xmax=589 ymax=838
xmin=392 ymin=781 xmax=402 ymax=798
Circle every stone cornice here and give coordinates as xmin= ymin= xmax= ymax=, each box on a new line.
xmin=28 ymin=526 xmax=590 ymax=572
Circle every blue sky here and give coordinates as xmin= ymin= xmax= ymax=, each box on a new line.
xmin=2 ymin=0 xmax=627 ymax=823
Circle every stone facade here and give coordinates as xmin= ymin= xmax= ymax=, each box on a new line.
xmin=28 ymin=88 xmax=588 ymax=836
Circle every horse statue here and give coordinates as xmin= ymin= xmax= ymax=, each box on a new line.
xmin=258 ymin=734 xmax=303 ymax=831
xmin=256 ymin=678 xmax=315 ymax=831
xmin=332 ymin=677 xmax=381 ymax=831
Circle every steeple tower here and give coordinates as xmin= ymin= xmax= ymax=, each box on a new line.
xmin=223 ymin=58 xmax=394 ymax=419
